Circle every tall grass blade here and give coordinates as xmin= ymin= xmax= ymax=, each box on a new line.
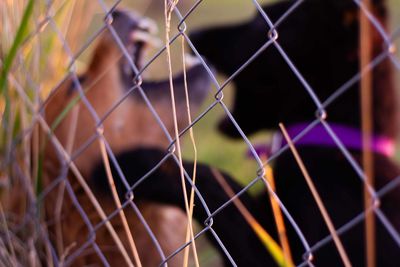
xmin=0 ymin=0 xmax=34 ymax=95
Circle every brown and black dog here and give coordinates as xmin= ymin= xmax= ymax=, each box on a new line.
xmin=41 ymin=9 xmax=212 ymax=266
xmin=92 ymin=1 xmax=400 ymax=266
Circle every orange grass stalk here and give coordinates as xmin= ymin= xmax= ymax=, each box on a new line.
xmin=279 ymin=123 xmax=352 ymax=267
xmin=359 ymin=1 xmax=376 ymax=266
xmin=260 ymin=154 xmax=293 ymax=266
xmin=211 ymin=168 xmax=293 ymax=267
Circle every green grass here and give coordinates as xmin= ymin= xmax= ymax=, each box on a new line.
xmin=0 ymin=0 xmax=34 ymax=158
xmin=0 ymin=0 xmax=34 ymax=95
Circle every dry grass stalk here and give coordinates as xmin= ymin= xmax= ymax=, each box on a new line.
xmin=11 ymin=75 xmax=134 ymax=267
xmin=164 ymin=0 xmax=199 ymax=266
xmin=97 ymin=134 xmax=142 ymax=267
xmin=54 ymin=104 xmax=79 ymax=257
xmin=279 ymin=123 xmax=352 ymax=267
xmin=359 ymin=1 xmax=376 ymax=266
xmin=181 ymin=36 xmax=201 ymax=267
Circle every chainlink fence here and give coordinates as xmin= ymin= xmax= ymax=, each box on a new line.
xmin=2 ymin=0 xmax=400 ymax=266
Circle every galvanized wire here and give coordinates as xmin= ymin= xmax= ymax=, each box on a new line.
xmin=5 ymin=0 xmax=400 ymax=266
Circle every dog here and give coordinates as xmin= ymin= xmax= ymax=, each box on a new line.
xmin=41 ymin=9 xmax=212 ymax=266
xmin=190 ymin=0 xmax=400 ymax=265
xmin=91 ymin=0 xmax=400 ymax=266
xmin=91 ymin=147 xmax=273 ymax=266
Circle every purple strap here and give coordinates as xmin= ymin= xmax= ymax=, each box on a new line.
xmin=249 ymin=122 xmax=395 ymax=158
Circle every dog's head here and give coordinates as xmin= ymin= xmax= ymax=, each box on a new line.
xmin=190 ymin=0 xmax=395 ymax=138
xmin=44 ymin=9 xmax=212 ymax=177
xmin=89 ymin=9 xmax=160 ymax=88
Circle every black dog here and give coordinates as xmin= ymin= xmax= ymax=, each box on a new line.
xmin=188 ymin=0 xmax=400 ymax=266
xmin=92 ymin=148 xmax=274 ymax=266
xmin=92 ymin=1 xmax=400 ymax=266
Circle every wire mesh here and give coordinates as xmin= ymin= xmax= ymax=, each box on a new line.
xmin=2 ymin=0 xmax=400 ymax=266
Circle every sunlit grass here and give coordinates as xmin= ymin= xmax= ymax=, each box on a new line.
xmin=0 ymin=1 xmax=95 ymax=265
